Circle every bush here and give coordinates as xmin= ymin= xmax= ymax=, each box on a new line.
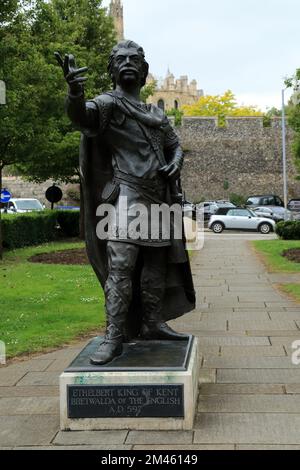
xmin=230 ymin=193 xmax=247 ymax=207
xmin=2 ymin=211 xmax=58 ymax=249
xmin=276 ymin=221 xmax=300 ymax=240
xmin=56 ymin=210 xmax=80 ymax=237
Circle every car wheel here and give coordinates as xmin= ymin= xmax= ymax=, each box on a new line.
xmin=259 ymin=223 xmax=272 ymax=234
xmin=212 ymin=222 xmax=224 ymax=234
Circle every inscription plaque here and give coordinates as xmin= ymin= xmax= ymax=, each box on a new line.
xmin=67 ymin=384 xmax=184 ymax=419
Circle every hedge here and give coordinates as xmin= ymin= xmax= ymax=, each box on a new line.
xmin=56 ymin=210 xmax=80 ymax=237
xmin=1 ymin=211 xmax=58 ymax=249
xmin=276 ymin=221 xmax=300 ymax=240
xmin=1 ymin=210 xmax=80 ymax=250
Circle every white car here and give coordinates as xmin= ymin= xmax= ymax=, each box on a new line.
xmin=3 ymin=198 xmax=44 ymax=214
xmin=208 ymin=208 xmax=276 ymax=234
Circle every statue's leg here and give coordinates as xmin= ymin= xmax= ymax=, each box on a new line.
xmin=140 ymin=247 xmax=189 ymax=341
xmin=90 ymin=241 xmax=139 ymax=365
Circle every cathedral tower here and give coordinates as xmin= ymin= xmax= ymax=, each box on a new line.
xmin=109 ymin=0 xmax=124 ymax=42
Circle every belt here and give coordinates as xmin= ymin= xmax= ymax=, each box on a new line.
xmin=113 ymin=170 xmax=166 ymax=192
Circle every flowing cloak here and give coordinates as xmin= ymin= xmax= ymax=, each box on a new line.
xmin=79 ymin=92 xmax=196 ymax=340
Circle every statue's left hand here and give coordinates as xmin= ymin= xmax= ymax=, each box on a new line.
xmin=54 ymin=52 xmax=88 ymax=95
xmin=158 ymin=161 xmax=181 ymax=182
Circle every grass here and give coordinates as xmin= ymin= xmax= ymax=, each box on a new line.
xmin=0 ymin=241 xmax=105 ymax=359
xmin=252 ymin=239 xmax=300 ymax=273
xmin=280 ymin=284 xmax=300 ymax=302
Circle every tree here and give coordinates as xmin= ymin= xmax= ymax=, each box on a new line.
xmin=0 ymin=0 xmax=49 ymax=257
xmin=182 ymin=90 xmax=263 ymax=126
xmin=140 ymin=79 xmax=157 ymax=103
xmin=16 ymin=0 xmax=116 ymax=184
xmin=0 ymin=1 xmax=116 ymax=245
xmin=284 ymin=69 xmax=300 ymax=178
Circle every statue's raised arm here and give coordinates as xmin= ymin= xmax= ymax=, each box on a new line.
xmin=55 ymin=52 xmax=100 ymax=134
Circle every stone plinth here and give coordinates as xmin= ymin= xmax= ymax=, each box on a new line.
xmin=60 ymin=336 xmax=199 ymax=431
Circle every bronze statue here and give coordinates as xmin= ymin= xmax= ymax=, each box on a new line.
xmin=55 ymin=41 xmax=195 ymax=366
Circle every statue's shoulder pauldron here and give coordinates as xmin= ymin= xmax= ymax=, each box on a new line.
xmin=91 ymin=94 xmax=114 ymax=134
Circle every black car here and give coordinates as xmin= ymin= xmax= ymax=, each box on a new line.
xmin=246 ymin=195 xmax=284 ymax=208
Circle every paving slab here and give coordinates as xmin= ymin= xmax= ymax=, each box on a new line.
xmin=228 ymin=320 xmax=298 ymax=331
xmin=0 ymin=415 xmax=59 ymax=447
xmin=0 ymin=397 xmax=59 ymax=416
xmin=0 ymin=386 xmax=58 ymax=398
xmin=199 ymin=384 xmax=284 ymax=395
xmin=198 ymin=395 xmax=300 ymax=413
xmin=14 ymin=445 xmax=132 ymax=450
xmin=0 ymin=360 xmax=54 ymax=387
xmin=133 ymin=445 xmax=235 ymax=450
xmin=203 ymin=356 xmax=298 ymax=369
xmin=198 ymin=370 xmax=216 ymax=384
xmin=285 ymin=385 xmax=300 ymax=394
xmin=126 ymin=431 xmax=193 ymax=445
xmin=220 ymin=346 xmax=286 ymax=357
xmin=236 ymin=445 xmax=300 ymax=450
xmin=54 ymin=431 xmax=128 ymax=446
xmin=15 ymin=372 xmax=59 ymax=387
xmin=217 ymin=369 xmax=300 ymax=384
xmin=194 ymin=413 xmax=300 ymax=444
xmin=193 ymin=336 xmax=270 ymax=346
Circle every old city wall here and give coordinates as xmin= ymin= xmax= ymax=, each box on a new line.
xmin=2 ymin=118 xmax=300 ymax=206
xmin=1 ymin=176 xmax=76 ymax=208
xmin=177 ymin=117 xmax=300 ymax=202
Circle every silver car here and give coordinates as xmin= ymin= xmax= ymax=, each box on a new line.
xmin=252 ymin=206 xmax=288 ymax=222
xmin=208 ymin=208 xmax=276 ymax=234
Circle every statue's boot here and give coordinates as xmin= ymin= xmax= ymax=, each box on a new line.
xmin=140 ymin=288 xmax=190 ymax=341
xmin=90 ymin=265 xmax=132 ymax=365
xmin=90 ymin=324 xmax=123 ymax=365
xmin=140 ymin=320 xmax=190 ymax=341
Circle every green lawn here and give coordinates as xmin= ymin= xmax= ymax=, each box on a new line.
xmin=252 ymin=239 xmax=300 ymax=304
xmin=252 ymin=240 xmax=300 ymax=273
xmin=280 ymin=284 xmax=300 ymax=302
xmin=0 ymin=241 xmax=105 ymax=359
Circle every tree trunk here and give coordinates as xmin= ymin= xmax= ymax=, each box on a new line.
xmin=79 ymin=180 xmax=85 ymax=240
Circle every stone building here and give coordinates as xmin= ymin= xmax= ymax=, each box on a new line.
xmin=147 ymin=70 xmax=203 ymax=112
xmin=108 ymin=1 xmax=203 ymax=110
xmin=109 ymin=0 xmax=124 ymax=42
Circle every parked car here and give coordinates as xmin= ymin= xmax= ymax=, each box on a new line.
xmin=208 ymin=207 xmax=276 ymax=234
xmin=252 ymin=206 xmax=291 ymax=222
xmin=288 ymin=199 xmax=300 ymax=212
xmin=3 ymin=198 xmax=44 ymax=214
xmin=246 ymin=195 xmax=284 ymax=208
xmin=201 ymin=201 xmax=236 ymax=221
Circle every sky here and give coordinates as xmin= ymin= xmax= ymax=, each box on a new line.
xmin=103 ymin=0 xmax=300 ymax=110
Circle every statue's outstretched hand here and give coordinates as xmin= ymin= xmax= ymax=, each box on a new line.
xmin=54 ymin=52 xmax=88 ymax=95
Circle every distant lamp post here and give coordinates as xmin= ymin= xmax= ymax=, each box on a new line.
xmin=0 ymin=80 xmax=6 ymax=105
xmin=281 ymin=88 xmax=288 ymax=211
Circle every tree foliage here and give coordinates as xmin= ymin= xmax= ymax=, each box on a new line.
xmin=182 ymin=90 xmax=263 ymax=127
xmin=0 ymin=0 xmax=116 ymax=183
xmin=140 ymin=79 xmax=157 ymax=103
xmin=285 ymin=69 xmax=300 ymax=177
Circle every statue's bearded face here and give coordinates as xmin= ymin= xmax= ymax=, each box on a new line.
xmin=112 ymin=47 xmax=145 ymax=88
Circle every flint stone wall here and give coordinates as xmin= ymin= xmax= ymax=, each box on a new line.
xmin=177 ymin=117 xmax=300 ymax=202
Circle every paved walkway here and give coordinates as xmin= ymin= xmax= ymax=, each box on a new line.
xmin=1 ymin=233 xmax=300 ymax=450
